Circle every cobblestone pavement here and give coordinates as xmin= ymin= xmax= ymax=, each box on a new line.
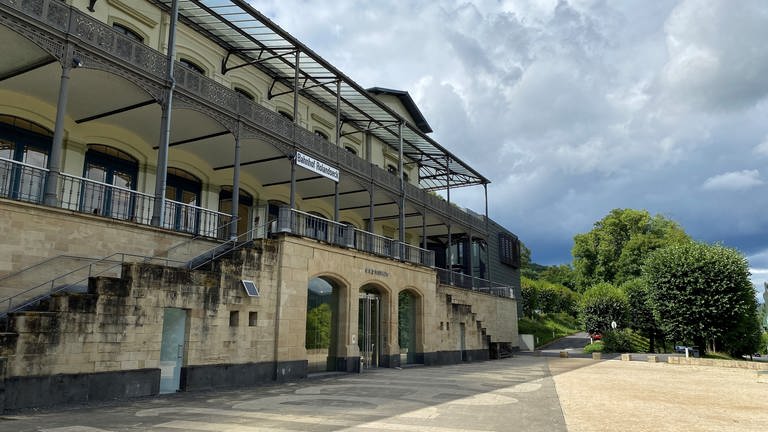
xmin=5 ymin=355 xmax=764 ymax=432
xmin=0 ymin=356 xmax=566 ymax=432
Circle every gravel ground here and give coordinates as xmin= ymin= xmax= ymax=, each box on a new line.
xmin=549 ymin=357 xmax=768 ymax=432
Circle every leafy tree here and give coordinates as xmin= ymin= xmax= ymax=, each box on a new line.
xmin=580 ymin=282 xmax=628 ymax=334
xmin=521 ymin=277 xmax=580 ymax=318
xmin=572 ymin=209 xmax=689 ymax=291
xmin=305 ymin=303 xmax=331 ymax=349
xmin=621 ymin=278 xmax=659 ymax=352
xmin=540 ymin=264 xmax=577 ymax=291
xmin=643 ymin=241 xmax=759 ymax=355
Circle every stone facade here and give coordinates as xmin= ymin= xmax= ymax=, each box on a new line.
xmin=0 ymin=234 xmax=518 ymax=411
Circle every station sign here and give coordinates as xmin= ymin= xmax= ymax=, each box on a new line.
xmin=295 ymin=151 xmax=339 ymax=182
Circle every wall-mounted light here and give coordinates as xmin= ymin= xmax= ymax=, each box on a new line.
xmin=87 ymin=0 xmax=98 ymax=12
xmin=72 ymin=58 xmax=83 ymax=68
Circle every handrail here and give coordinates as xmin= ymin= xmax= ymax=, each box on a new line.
xmin=0 ymin=252 xmax=185 ymax=318
xmin=0 ymin=255 xmax=85 ymax=283
xmin=436 ymin=268 xmax=515 ymax=298
xmin=186 ymin=221 xmax=272 ymax=270
xmin=0 ymin=156 xmax=50 ymax=171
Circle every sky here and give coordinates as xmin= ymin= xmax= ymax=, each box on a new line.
xmin=254 ymin=0 xmax=768 ymax=300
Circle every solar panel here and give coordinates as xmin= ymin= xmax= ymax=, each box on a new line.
xmin=242 ymin=280 xmax=259 ymax=297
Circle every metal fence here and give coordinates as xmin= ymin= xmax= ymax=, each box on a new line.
xmin=276 ymin=207 xmax=435 ymax=267
xmin=1 ymin=157 xmax=230 ymax=239
xmin=436 ymin=268 xmax=515 ymax=298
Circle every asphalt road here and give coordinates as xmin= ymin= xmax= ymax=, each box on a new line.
xmin=538 ymin=331 xmax=591 ymax=352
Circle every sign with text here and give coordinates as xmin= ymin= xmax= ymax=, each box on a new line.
xmin=295 ymin=151 xmax=339 ymax=182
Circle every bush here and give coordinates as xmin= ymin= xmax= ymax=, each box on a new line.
xmin=580 ymin=283 xmax=628 ymax=334
xmin=584 ymin=341 xmax=604 ymax=353
xmin=761 ymin=332 xmax=768 ymax=355
xmin=602 ymin=329 xmax=633 ymax=353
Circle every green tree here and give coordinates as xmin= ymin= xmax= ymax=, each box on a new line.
xmin=305 ymin=303 xmax=331 ymax=349
xmin=621 ymin=278 xmax=659 ymax=352
xmin=643 ymin=242 xmax=759 ymax=355
xmin=521 ymin=277 xmax=580 ymax=318
xmin=572 ymin=209 xmax=689 ymax=291
xmin=579 ymin=282 xmax=628 ymax=334
xmin=540 ymin=264 xmax=577 ymax=291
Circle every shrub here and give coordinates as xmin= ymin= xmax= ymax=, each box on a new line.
xmin=602 ymin=329 xmax=633 ymax=353
xmin=584 ymin=341 xmax=604 ymax=353
xmin=580 ymin=283 xmax=628 ymax=334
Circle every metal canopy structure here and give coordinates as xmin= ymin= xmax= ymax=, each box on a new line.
xmin=149 ymin=0 xmax=489 ymax=191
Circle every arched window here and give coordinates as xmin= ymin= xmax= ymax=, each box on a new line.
xmin=344 ymin=146 xmax=357 ymax=155
xmin=165 ymin=167 xmax=202 ymax=233
xmin=234 ymin=87 xmax=255 ymax=101
xmin=314 ymin=130 xmax=329 ymax=140
xmin=179 ymin=58 xmax=205 ymax=75
xmin=112 ymin=22 xmax=144 ymax=43
xmin=387 ymin=164 xmax=397 ymax=175
xmin=82 ymin=144 xmax=138 ymax=220
xmin=0 ymin=115 xmax=52 ymax=202
xmin=278 ymin=110 xmax=294 ymax=122
xmin=219 ymin=186 xmax=254 ymax=238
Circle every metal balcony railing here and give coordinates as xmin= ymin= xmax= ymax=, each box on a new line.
xmin=436 ymin=268 xmax=515 ymax=299
xmin=1 ymin=157 xmax=230 ymax=239
xmin=275 ymin=207 xmax=436 ymax=267
xmin=0 ymin=0 xmax=488 ymax=234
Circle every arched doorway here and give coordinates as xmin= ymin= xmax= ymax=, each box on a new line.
xmin=398 ymin=290 xmax=422 ymax=365
xmin=306 ymin=276 xmax=340 ymax=373
xmin=358 ymin=284 xmax=385 ymax=369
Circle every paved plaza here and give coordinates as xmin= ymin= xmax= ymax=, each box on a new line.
xmin=1 ymin=355 xmax=766 ymax=432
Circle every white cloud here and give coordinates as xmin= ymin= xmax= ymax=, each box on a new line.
xmin=755 ymin=136 xmax=768 ymax=156
xmin=702 ymin=170 xmax=763 ymax=191
xmin=254 ymin=1 xmax=768 ymax=265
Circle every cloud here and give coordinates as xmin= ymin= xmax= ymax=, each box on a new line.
xmin=254 ymin=1 xmax=768 ymax=266
xmin=702 ymin=170 xmax=763 ymax=191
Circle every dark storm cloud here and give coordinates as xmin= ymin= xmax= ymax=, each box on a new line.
xmin=256 ymin=0 xmax=768 ymax=294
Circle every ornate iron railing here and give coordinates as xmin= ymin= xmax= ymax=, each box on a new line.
xmin=0 ymin=0 xmax=487 ymax=232
xmin=1 ymin=157 xmax=229 ymax=238
xmin=275 ymin=208 xmax=435 ymax=267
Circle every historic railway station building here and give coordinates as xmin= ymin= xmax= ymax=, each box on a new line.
xmin=0 ymin=0 xmax=522 ymax=410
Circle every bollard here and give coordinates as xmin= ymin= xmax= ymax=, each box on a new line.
xmin=559 ymin=351 xmax=569 ymax=358
xmin=621 ymin=354 xmax=632 ymax=361
xmin=592 ymin=352 xmax=602 ymax=360
xmin=647 ymin=355 xmax=658 ymax=363
xmin=359 ymin=356 xmax=364 ymax=374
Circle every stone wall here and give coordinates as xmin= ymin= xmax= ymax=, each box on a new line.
xmin=0 ymin=235 xmax=520 ymax=410
xmin=0 ymin=199 xmax=219 ymax=277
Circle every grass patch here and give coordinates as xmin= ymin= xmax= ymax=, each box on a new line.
xmin=518 ymin=313 xmax=581 ymax=347
xmin=704 ymin=352 xmax=736 ymax=360
xmin=584 ymin=341 xmax=604 ymax=353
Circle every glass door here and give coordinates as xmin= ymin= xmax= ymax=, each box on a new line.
xmin=358 ymin=292 xmax=380 ymax=369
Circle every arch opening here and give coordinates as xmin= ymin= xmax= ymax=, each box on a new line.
xmin=305 ymin=276 xmax=341 ymax=373
xmin=398 ymin=289 xmax=422 ymax=365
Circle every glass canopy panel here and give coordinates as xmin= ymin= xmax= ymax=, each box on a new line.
xmin=149 ymin=0 xmax=488 ymax=190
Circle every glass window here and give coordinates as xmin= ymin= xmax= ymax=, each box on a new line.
xmin=278 ymin=111 xmax=294 ymax=121
xmin=112 ymin=23 xmax=144 ymax=43
xmin=344 ymin=146 xmax=357 ymax=155
xmin=179 ymin=58 xmax=205 ymax=75
xmin=219 ymin=186 xmax=254 ymax=238
xmin=165 ymin=167 xmax=202 ymax=233
xmin=82 ymin=145 xmax=138 ymax=220
xmin=234 ymin=87 xmax=254 ymax=100
xmin=314 ymin=130 xmax=329 ymax=140
xmin=0 ymin=115 xmax=52 ymax=203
